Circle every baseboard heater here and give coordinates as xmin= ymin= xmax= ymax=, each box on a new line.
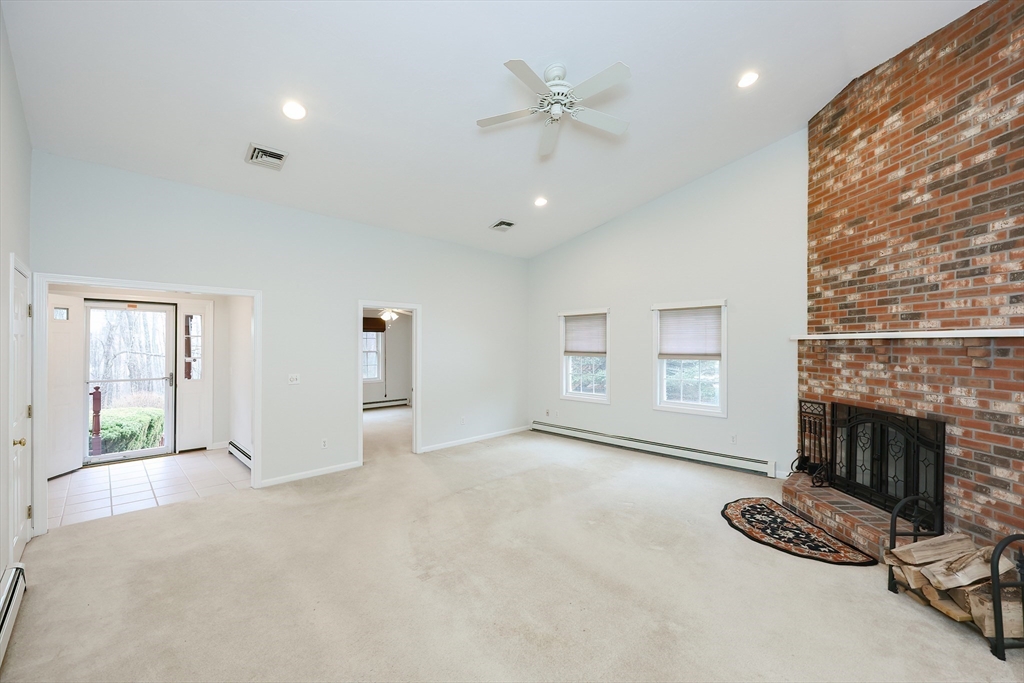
xmin=363 ymin=398 xmax=409 ymax=409
xmin=531 ymin=421 xmax=776 ymax=478
xmin=228 ymin=441 xmax=252 ymax=469
xmin=0 ymin=564 xmax=26 ymax=667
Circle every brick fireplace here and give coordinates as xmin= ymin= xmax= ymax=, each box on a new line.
xmin=782 ymin=0 xmax=1023 ymax=557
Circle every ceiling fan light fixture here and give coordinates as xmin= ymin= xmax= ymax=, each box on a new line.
xmin=534 ymin=197 xmax=548 ymax=207
xmin=737 ymin=72 xmax=759 ymax=88
xmin=282 ymin=101 xmax=307 ymax=120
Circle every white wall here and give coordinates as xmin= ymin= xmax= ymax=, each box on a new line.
xmin=527 ymin=130 xmax=808 ymax=477
xmin=0 ymin=7 xmax=33 ymax=570
xmin=226 ymin=295 xmax=254 ymax=453
xmin=30 ymin=151 xmax=530 ymax=483
xmin=363 ymin=312 xmax=412 ymax=405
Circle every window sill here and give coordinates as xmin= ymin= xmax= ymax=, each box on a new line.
xmin=363 ymin=378 xmax=384 ymax=384
xmin=654 ymin=402 xmax=727 ymax=418
xmin=561 ymin=393 xmax=609 ymax=405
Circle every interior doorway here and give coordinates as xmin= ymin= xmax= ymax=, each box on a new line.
xmin=32 ymin=274 xmax=262 ymax=533
xmin=357 ymin=301 xmax=420 ymax=464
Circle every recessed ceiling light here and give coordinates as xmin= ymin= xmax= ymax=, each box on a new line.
xmin=737 ymin=72 xmax=759 ymax=88
xmin=534 ymin=197 xmax=548 ymax=207
xmin=282 ymin=101 xmax=307 ymax=120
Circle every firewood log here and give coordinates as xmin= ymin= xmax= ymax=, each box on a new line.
xmin=891 ymin=533 xmax=976 ymax=565
xmin=922 ymin=547 xmax=1015 ymax=590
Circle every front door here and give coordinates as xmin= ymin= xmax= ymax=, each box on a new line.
xmin=85 ymin=301 xmax=176 ymax=463
xmin=9 ymin=263 xmax=32 ymax=562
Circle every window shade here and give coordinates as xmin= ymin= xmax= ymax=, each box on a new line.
xmin=564 ymin=313 xmax=607 ymax=356
xmin=658 ymin=307 xmax=722 ymax=360
xmin=363 ymin=317 xmax=386 ymax=333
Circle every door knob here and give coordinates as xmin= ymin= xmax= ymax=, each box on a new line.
xmin=13 ymin=438 xmax=26 ymax=447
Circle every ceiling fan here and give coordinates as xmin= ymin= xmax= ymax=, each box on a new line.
xmin=378 ymin=308 xmax=411 ymax=321
xmin=477 ymin=60 xmax=632 ymax=157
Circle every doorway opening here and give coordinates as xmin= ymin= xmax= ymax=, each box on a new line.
xmin=357 ymin=301 xmax=420 ymax=464
xmin=33 ymin=276 xmax=261 ymax=531
xmin=84 ymin=300 xmax=177 ymax=464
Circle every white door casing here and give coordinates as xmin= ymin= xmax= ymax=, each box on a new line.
xmin=176 ymin=300 xmax=213 ymax=451
xmin=9 ymin=260 xmax=32 ymax=563
xmin=47 ymin=294 xmax=86 ymax=478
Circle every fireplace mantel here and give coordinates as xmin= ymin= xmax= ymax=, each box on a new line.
xmin=791 ymin=328 xmax=1023 ymax=341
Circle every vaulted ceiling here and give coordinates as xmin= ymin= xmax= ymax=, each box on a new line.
xmin=2 ymin=0 xmax=983 ymax=257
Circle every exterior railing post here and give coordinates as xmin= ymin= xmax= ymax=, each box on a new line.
xmin=89 ymin=385 xmax=102 ymax=456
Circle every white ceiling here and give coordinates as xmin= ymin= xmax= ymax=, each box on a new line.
xmin=2 ymin=0 xmax=983 ymax=258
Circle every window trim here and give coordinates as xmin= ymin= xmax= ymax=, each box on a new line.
xmin=362 ymin=331 xmax=384 ymax=384
xmin=652 ymin=300 xmax=727 ymax=418
xmin=560 ymin=308 xmax=610 ymax=404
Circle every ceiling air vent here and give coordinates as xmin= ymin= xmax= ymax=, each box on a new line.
xmin=245 ymin=143 xmax=288 ymax=170
xmin=489 ymin=220 xmax=515 ymax=232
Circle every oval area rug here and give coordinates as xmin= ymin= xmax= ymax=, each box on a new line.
xmin=722 ymin=497 xmax=877 ymax=566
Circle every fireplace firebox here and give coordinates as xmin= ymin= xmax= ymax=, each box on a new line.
xmin=831 ymin=403 xmax=945 ymax=530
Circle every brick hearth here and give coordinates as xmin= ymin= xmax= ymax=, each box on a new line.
xmin=782 ymin=473 xmax=917 ymax=560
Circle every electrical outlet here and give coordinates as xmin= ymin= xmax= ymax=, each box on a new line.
xmin=545 ymin=409 xmax=550 ymax=417
xmin=460 ymin=416 xmax=466 ymax=425
xmin=730 ymin=435 xmax=737 ymax=444
xmin=321 ymin=439 xmax=327 ymax=449
xmin=554 ymin=410 xmax=559 ymax=418
xmin=288 ymin=374 xmax=300 ymax=385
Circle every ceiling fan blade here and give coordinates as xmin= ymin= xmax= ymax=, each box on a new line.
xmin=570 ymin=62 xmax=631 ymax=101
xmin=476 ymin=109 xmax=535 ymax=128
xmin=504 ymin=59 xmax=552 ymax=94
xmin=538 ymin=119 xmax=561 ymax=157
xmin=394 ymin=309 xmax=412 ymax=315
xmin=572 ymin=108 xmax=629 ymax=136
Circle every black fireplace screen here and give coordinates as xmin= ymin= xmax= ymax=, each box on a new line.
xmin=831 ymin=403 xmax=945 ymax=528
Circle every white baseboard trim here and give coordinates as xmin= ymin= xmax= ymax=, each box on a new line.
xmin=258 ymin=460 xmax=361 ymax=488
xmin=363 ymin=399 xmax=410 ymax=409
xmin=209 ymin=441 xmax=229 ymax=450
xmin=419 ymin=426 xmax=530 ymax=454
xmin=531 ymin=421 xmax=776 ymax=478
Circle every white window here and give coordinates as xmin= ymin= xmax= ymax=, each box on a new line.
xmin=362 ymin=331 xmax=383 ymax=382
xmin=653 ymin=301 xmax=726 ymax=417
xmin=561 ymin=311 xmax=609 ymax=403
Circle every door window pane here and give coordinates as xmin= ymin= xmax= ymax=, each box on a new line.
xmin=184 ymin=314 xmax=202 ymax=380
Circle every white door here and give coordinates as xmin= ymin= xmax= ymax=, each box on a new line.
xmin=47 ymin=294 xmax=86 ymax=478
xmin=9 ymin=264 xmax=32 ymax=562
xmin=85 ymin=301 xmax=175 ymax=463
xmin=176 ymin=301 xmax=213 ymax=451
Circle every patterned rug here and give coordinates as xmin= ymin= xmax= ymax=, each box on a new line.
xmin=721 ymin=498 xmax=877 ymax=566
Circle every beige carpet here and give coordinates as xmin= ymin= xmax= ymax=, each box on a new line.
xmin=2 ymin=407 xmax=1021 ymax=682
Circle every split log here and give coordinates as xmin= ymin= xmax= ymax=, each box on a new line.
xmin=921 ymin=583 xmax=947 ymax=603
xmin=922 ymin=547 xmax=1015 ymax=590
xmin=902 ymin=564 xmax=932 ymax=590
xmin=883 ymin=549 xmax=904 ymax=567
xmin=891 ymin=533 xmax=976 ymax=565
xmin=947 ymin=586 xmax=972 ymax=614
xmin=891 ymin=566 xmax=909 ymax=587
xmin=967 ymin=583 xmax=1024 ymax=639
xmin=929 ymin=596 xmax=974 ymax=622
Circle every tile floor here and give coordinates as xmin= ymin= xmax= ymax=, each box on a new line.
xmin=47 ymin=448 xmax=251 ymax=527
